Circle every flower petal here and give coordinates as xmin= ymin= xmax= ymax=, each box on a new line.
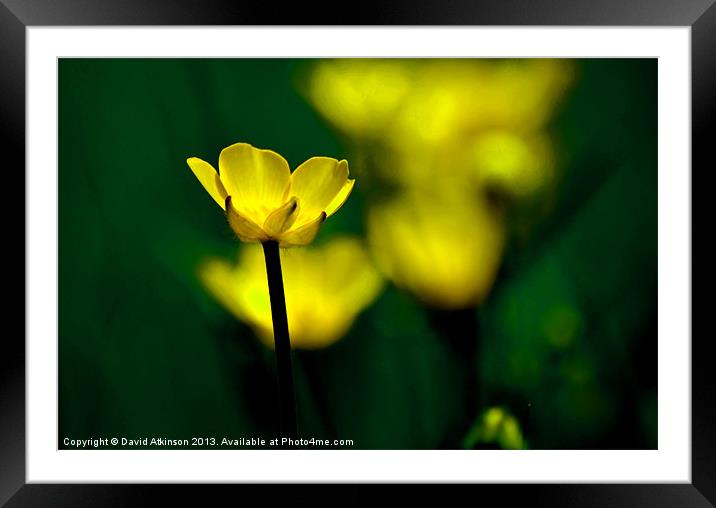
xmin=290 ymin=157 xmax=349 ymax=224
xmin=263 ymin=196 xmax=300 ymax=237
xmin=324 ymin=179 xmax=355 ymax=217
xmin=278 ymin=212 xmax=327 ymax=247
xmin=187 ymin=157 xmax=228 ymax=209
xmin=198 ymin=258 xmax=244 ymax=318
xmin=225 ymin=196 xmax=269 ymax=242
xmin=218 ymin=143 xmax=291 ymax=220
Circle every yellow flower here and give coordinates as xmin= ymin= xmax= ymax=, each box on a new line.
xmin=306 ymin=59 xmax=572 ymax=143
xmin=306 ymin=59 xmax=412 ymax=138
xmin=187 ymin=143 xmax=355 ymax=247
xmin=304 ymin=59 xmax=573 ymax=200
xmin=472 ymin=130 xmax=554 ymax=199
xmin=199 ymin=237 xmax=383 ymax=349
xmin=385 ymin=59 xmax=573 ymax=144
xmin=463 ymin=407 xmax=526 ymax=450
xmin=367 ymin=190 xmax=504 ymax=310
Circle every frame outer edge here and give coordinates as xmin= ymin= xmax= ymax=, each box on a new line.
xmin=0 ymin=0 xmax=27 ymax=505
xmin=3 ymin=0 xmax=714 ymax=504
xmin=692 ymin=1 xmax=716 ymax=505
xmin=0 ymin=0 xmax=715 ymax=25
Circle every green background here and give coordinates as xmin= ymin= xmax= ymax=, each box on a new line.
xmin=59 ymin=58 xmax=657 ymax=449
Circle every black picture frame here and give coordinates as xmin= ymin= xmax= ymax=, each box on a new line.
xmin=2 ymin=0 xmax=713 ymax=505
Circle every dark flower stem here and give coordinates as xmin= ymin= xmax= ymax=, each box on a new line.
xmin=262 ymin=240 xmax=298 ymax=438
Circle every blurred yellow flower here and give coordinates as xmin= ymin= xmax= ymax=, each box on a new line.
xmin=463 ymin=407 xmax=526 ymax=450
xmin=307 ymin=59 xmax=412 ymax=138
xmin=199 ymin=237 xmax=383 ymax=349
xmin=187 ymin=142 xmax=354 ymax=247
xmin=367 ymin=190 xmax=504 ymax=310
xmin=472 ymin=130 xmax=555 ymax=199
xmin=389 ymin=59 xmax=572 ymax=140
xmin=306 ymin=59 xmax=573 ymax=201
xmin=306 ymin=59 xmax=572 ymax=141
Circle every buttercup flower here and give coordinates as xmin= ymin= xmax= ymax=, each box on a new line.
xmin=307 ymin=59 xmax=572 ymax=145
xmin=463 ymin=407 xmax=526 ymax=450
xmin=187 ymin=143 xmax=354 ymax=247
xmin=472 ymin=130 xmax=554 ymax=199
xmin=367 ymin=190 xmax=504 ymax=310
xmin=305 ymin=59 xmax=573 ymax=201
xmin=200 ymin=237 xmax=383 ymax=349
xmin=307 ymin=59 xmax=412 ymax=138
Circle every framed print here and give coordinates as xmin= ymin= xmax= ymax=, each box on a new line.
xmin=4 ymin=0 xmax=714 ymax=505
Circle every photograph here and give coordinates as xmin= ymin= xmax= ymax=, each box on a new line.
xmin=57 ymin=57 xmax=657 ymax=451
